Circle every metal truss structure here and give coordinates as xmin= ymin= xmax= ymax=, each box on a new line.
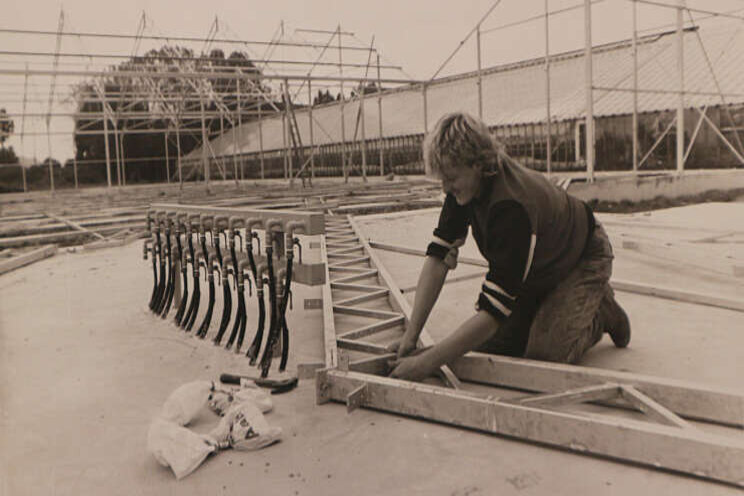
xmin=315 ymin=213 xmax=744 ymax=488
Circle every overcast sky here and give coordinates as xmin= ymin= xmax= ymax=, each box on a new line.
xmin=2 ymin=0 xmax=742 ymax=162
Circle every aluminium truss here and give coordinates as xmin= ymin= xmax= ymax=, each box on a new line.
xmin=315 ymin=214 xmax=744 ymax=488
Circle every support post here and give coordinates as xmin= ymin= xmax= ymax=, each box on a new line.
xmin=164 ymin=131 xmax=170 ymax=184
xmin=632 ymin=0 xmax=639 ymax=173
xmin=176 ymin=122 xmax=182 ymax=189
xmin=258 ymin=103 xmax=265 ymax=180
xmin=46 ymin=128 xmax=55 ymax=194
xmin=422 ymin=84 xmax=429 ymax=133
xmin=281 ymin=82 xmax=289 ymax=181
xmin=219 ymin=116 xmax=226 ymax=181
xmin=237 ymin=76 xmax=243 ymax=181
xmin=113 ymin=122 xmax=121 ymax=187
xmin=308 ymin=80 xmax=315 ymax=179
xmin=103 ymin=105 xmax=112 ymax=189
xmin=20 ymin=63 xmax=29 ymax=193
xmin=360 ymin=82 xmax=367 ymax=181
xmin=120 ymin=131 xmax=126 ymax=186
xmin=377 ymin=53 xmax=384 ymax=176
xmin=73 ymin=154 xmax=78 ymax=189
xmin=544 ymin=0 xmax=552 ymax=176
xmin=284 ymin=78 xmax=293 ymax=183
xmin=584 ymin=0 xmax=595 ymax=182
xmin=338 ymin=24 xmax=348 ymax=182
xmin=477 ymin=24 xmax=483 ymax=120
xmin=200 ymin=97 xmax=209 ymax=188
xmin=676 ymin=0 xmax=685 ymax=174
xmin=230 ymin=110 xmax=237 ymax=186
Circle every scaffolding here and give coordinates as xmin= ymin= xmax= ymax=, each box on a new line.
xmin=1 ymin=2 xmax=744 ymax=193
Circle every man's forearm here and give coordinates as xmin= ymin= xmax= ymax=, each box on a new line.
xmin=407 ymin=256 xmax=449 ymax=340
xmin=424 ymin=311 xmax=499 ymax=371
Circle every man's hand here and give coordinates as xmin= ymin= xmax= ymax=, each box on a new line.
xmin=387 ymin=333 xmax=419 ymax=358
xmin=388 ymin=354 xmax=436 ymax=382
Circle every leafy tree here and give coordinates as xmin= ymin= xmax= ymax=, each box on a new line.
xmin=314 ymin=90 xmax=335 ymax=105
xmin=72 ymin=45 xmax=276 ymax=184
xmin=0 ymin=145 xmax=18 ymax=164
xmin=0 ymin=108 xmax=14 ymax=148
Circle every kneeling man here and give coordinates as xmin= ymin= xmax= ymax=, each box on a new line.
xmin=389 ymin=112 xmax=630 ymax=381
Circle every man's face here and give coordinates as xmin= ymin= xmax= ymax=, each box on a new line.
xmin=439 ymin=161 xmax=483 ymax=205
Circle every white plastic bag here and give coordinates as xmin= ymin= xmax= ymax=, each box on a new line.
xmin=208 ymin=401 xmax=282 ymax=451
xmin=208 ymin=383 xmax=273 ymax=416
xmin=160 ymin=380 xmax=214 ymax=426
xmin=147 ymin=418 xmax=216 ymax=480
xmin=234 ymin=386 xmax=273 ymax=413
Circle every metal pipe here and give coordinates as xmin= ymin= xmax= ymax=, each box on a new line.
xmin=0 ymin=68 xmax=418 ymax=84
xmin=544 ymin=0 xmax=552 ymax=176
xmin=338 ymin=24 xmax=348 ymax=183
xmin=237 ymin=76 xmax=243 ymax=182
xmin=632 ymin=0 xmax=639 ymax=173
xmin=377 ymin=53 xmax=384 ymax=176
xmin=477 ymin=24 xmax=483 ymax=120
xmin=258 ymin=104 xmax=265 ymax=180
xmin=200 ymin=98 xmax=209 ymax=189
xmin=676 ymin=0 xmax=685 ymax=174
xmin=584 ymin=0 xmax=595 ymax=182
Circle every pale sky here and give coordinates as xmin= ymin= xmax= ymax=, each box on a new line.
xmin=2 ymin=0 xmax=742 ymax=163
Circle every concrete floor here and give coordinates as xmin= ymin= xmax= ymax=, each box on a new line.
xmin=2 ymin=203 xmax=744 ymax=495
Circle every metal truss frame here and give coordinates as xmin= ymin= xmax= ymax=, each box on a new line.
xmin=315 ymin=213 xmax=744 ymax=488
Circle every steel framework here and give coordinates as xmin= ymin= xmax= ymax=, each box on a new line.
xmin=315 ymin=214 xmax=744 ymax=487
xmin=3 ymin=2 xmax=744 ymax=193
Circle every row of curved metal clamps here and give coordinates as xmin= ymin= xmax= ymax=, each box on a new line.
xmin=143 ymin=209 xmax=314 ymax=378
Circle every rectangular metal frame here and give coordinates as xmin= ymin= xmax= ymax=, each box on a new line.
xmin=315 ymin=213 xmax=744 ymax=488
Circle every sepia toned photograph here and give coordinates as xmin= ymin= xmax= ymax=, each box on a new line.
xmin=1 ymin=1 xmax=743 ymax=494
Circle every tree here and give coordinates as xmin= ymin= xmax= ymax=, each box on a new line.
xmin=0 ymin=145 xmax=18 ymax=164
xmin=314 ymin=90 xmax=335 ymax=105
xmin=72 ymin=45 xmax=276 ymax=184
xmin=0 ymin=108 xmax=14 ymax=148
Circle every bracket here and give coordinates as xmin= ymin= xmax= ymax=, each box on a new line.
xmin=346 ymin=383 xmax=368 ymax=413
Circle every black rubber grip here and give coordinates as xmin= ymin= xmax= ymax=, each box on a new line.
xmin=220 ymin=373 xmax=242 ymax=385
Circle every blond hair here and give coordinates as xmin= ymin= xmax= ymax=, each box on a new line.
xmin=423 ymin=112 xmax=501 ymax=178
